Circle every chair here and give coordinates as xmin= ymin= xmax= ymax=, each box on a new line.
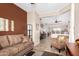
xmin=51 ymin=35 xmax=68 ymax=53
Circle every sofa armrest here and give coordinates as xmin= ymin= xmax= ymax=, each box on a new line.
xmin=23 ymin=35 xmax=34 ymax=45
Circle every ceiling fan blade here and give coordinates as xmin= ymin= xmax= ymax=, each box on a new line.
xmin=30 ymin=3 xmax=35 ymax=5
xmin=55 ymin=20 xmax=62 ymax=23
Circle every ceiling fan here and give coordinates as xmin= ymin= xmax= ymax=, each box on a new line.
xmin=30 ymin=3 xmax=35 ymax=4
xmin=54 ymin=19 xmax=62 ymax=23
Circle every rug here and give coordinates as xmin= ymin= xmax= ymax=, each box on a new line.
xmin=42 ymin=51 xmax=61 ymax=56
xmin=25 ymin=51 xmax=62 ymax=56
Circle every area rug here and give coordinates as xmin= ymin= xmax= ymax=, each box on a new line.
xmin=26 ymin=51 xmax=62 ymax=56
xmin=42 ymin=51 xmax=62 ymax=56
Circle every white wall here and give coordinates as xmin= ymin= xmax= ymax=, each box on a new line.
xmin=75 ymin=4 xmax=79 ymax=39
xmin=57 ymin=11 xmax=70 ymax=32
xmin=27 ymin=11 xmax=40 ymax=46
xmin=33 ymin=13 xmax=40 ymax=46
xmin=57 ymin=11 xmax=70 ymax=25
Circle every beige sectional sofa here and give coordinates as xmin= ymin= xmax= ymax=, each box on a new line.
xmin=0 ymin=34 xmax=34 ymax=56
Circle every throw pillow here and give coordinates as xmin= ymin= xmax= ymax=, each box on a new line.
xmin=21 ymin=36 xmax=29 ymax=43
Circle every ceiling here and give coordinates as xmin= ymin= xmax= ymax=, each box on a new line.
xmin=34 ymin=3 xmax=69 ymax=16
xmin=15 ymin=3 xmax=70 ymax=17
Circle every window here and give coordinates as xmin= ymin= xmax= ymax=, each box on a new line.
xmin=0 ymin=18 xmax=5 ymax=31
xmin=5 ymin=19 xmax=9 ymax=31
xmin=53 ymin=28 xmax=61 ymax=34
xmin=11 ymin=20 xmax=14 ymax=31
xmin=0 ymin=17 xmax=14 ymax=31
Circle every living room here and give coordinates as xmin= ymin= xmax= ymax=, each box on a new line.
xmin=0 ymin=3 xmax=69 ymax=56
xmin=0 ymin=3 xmax=79 ymax=56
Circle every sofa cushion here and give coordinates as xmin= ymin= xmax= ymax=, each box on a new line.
xmin=1 ymin=45 xmax=19 ymax=56
xmin=0 ymin=43 xmax=25 ymax=56
xmin=58 ymin=35 xmax=68 ymax=43
xmin=21 ymin=36 xmax=32 ymax=43
xmin=8 ymin=35 xmax=15 ymax=46
xmin=21 ymin=36 xmax=29 ymax=43
xmin=51 ymin=38 xmax=60 ymax=48
xmin=7 ymin=35 xmax=23 ymax=46
xmin=14 ymin=43 xmax=25 ymax=52
xmin=0 ymin=51 xmax=9 ymax=56
xmin=23 ymin=42 xmax=32 ymax=48
xmin=0 ymin=49 xmax=10 ymax=56
xmin=7 ymin=47 xmax=19 ymax=55
xmin=0 ymin=36 xmax=9 ymax=48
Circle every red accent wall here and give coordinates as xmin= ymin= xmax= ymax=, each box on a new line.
xmin=0 ymin=3 xmax=27 ymax=35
